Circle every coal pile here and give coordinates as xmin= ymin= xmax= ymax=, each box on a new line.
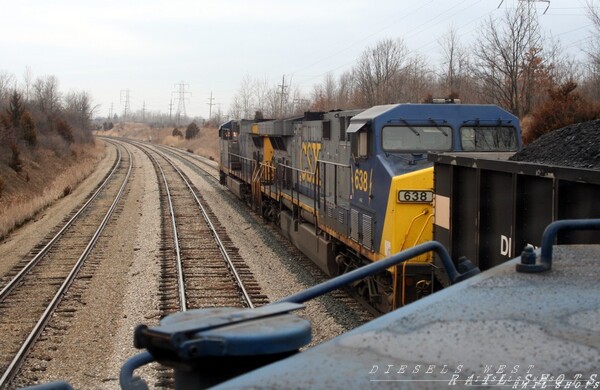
xmin=509 ymin=119 xmax=600 ymax=170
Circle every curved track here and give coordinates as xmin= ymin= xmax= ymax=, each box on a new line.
xmin=0 ymin=142 xmax=132 ymax=388
xmin=127 ymin=140 xmax=268 ymax=314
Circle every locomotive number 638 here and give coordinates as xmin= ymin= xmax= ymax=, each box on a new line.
xmin=398 ymin=190 xmax=433 ymax=203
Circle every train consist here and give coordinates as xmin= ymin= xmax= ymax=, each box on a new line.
xmin=122 ymin=153 xmax=600 ymax=390
xmin=219 ymin=101 xmax=521 ymax=312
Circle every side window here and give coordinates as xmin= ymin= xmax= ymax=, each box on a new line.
xmin=351 ymin=130 xmax=368 ymax=158
xmin=323 ymin=121 xmax=331 ymax=140
xmin=339 ymin=117 xmax=347 ymax=141
xmin=358 ymin=131 xmax=368 ymax=157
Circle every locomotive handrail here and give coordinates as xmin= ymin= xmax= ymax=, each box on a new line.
xmin=317 ymin=159 xmax=351 ymax=168
xmin=277 ymin=162 xmax=316 ymax=176
xmin=119 ymin=240 xmax=479 ymax=389
xmin=276 ymin=162 xmax=319 ymax=216
xmin=227 ymin=152 xmax=254 ymax=162
xmin=120 ymin=351 xmax=154 ymax=389
xmin=516 ymin=219 xmax=600 ymax=273
xmin=276 ymin=240 xmax=479 ymax=306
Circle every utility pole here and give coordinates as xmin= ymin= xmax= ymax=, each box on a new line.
xmin=277 ymin=75 xmax=287 ymax=118
xmin=142 ymin=101 xmax=146 ymax=122
xmin=172 ymin=81 xmax=191 ymax=126
xmin=169 ymin=99 xmax=173 ymax=123
xmin=120 ymin=89 xmax=130 ymax=122
xmin=207 ymin=91 xmax=215 ymax=121
xmin=108 ymin=102 xmax=113 ymax=120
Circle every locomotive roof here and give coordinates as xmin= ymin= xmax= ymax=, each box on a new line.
xmin=349 ymin=104 xmax=399 ymax=121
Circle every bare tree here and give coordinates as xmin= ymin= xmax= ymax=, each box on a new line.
xmin=401 ymin=54 xmax=436 ymax=103
xmin=311 ymin=72 xmax=337 ymax=111
xmin=352 ymin=38 xmax=409 ymax=106
xmin=471 ymin=4 xmax=547 ymax=117
xmin=32 ymin=75 xmax=61 ymax=116
xmin=238 ymin=73 xmax=255 ymax=119
xmin=254 ymin=76 xmax=271 ymax=115
xmin=584 ymin=0 xmax=600 ymax=100
xmin=64 ymin=90 xmax=96 ymax=140
xmin=22 ymin=66 xmax=33 ymax=102
xmin=336 ymin=70 xmax=356 ymax=109
xmin=0 ymin=71 xmax=16 ymax=105
xmin=438 ymin=25 xmax=469 ymax=97
xmin=228 ymin=95 xmax=243 ymax=120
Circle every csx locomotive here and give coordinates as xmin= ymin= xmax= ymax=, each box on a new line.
xmin=219 ymin=101 xmax=521 ymax=312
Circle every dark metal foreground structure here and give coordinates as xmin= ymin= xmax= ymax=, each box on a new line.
xmin=430 ymin=152 xmax=600 ymax=284
xmin=20 ymin=218 xmax=600 ymax=390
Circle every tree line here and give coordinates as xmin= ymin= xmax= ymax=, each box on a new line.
xmin=228 ymin=3 xmax=600 ymax=144
xmin=0 ymin=72 xmax=95 ymax=173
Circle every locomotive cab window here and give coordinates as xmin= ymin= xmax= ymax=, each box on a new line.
xmin=460 ymin=126 xmax=518 ymax=151
xmin=382 ymin=125 xmax=452 ymax=152
xmin=347 ymin=121 xmax=369 ymax=158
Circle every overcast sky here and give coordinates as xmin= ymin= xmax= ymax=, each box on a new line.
xmin=0 ymin=0 xmax=595 ymax=119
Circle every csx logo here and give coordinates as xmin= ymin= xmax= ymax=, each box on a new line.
xmin=301 ymin=141 xmax=321 ymax=184
xmin=353 ymin=168 xmax=372 ymax=194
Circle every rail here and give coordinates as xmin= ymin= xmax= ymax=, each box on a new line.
xmin=0 ymin=143 xmax=122 ymax=301
xmin=119 ymin=239 xmax=480 ymax=389
xmin=165 ymin=153 xmax=255 ymax=309
xmin=135 ymin=141 xmax=255 ymax=309
xmin=0 ymin=144 xmax=132 ymax=388
xmin=145 ymin=150 xmax=188 ymax=312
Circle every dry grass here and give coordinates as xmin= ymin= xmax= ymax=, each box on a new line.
xmin=1 ymin=121 xmax=216 ymax=240
xmin=0 ymin=143 xmax=106 ymax=240
xmin=98 ymin=122 xmax=220 ymax=162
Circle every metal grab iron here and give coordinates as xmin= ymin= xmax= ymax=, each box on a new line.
xmin=517 ymin=219 xmax=600 ymax=273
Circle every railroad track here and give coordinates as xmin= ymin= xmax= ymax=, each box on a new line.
xmin=115 ymin=140 xmax=267 ymax=388
xmin=134 ymin=141 xmax=269 ymax=310
xmin=129 ymin=141 xmax=376 ymax=321
xmin=0 ymin=142 xmax=132 ymax=388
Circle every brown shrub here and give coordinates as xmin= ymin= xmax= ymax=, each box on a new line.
xmin=55 ymin=118 xmax=74 ymax=144
xmin=185 ymin=122 xmax=200 ymax=139
xmin=9 ymin=142 xmax=22 ymax=172
xmin=21 ymin=111 xmax=37 ymax=147
xmin=523 ymin=81 xmax=600 ymax=145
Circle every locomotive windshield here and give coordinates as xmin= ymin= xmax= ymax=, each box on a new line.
xmin=460 ymin=126 xmax=518 ymax=151
xmin=382 ymin=125 xmax=452 ymax=152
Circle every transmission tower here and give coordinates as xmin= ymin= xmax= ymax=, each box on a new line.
xmin=120 ymin=89 xmax=130 ymax=122
xmin=517 ymin=0 xmax=550 ymax=14
xmin=207 ymin=91 xmax=215 ymax=120
xmin=277 ymin=75 xmax=288 ymax=118
xmin=172 ymin=81 xmax=191 ymax=125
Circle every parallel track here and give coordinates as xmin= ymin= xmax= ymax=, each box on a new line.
xmin=152 ymin=142 xmax=378 ymax=322
xmin=130 ymin=140 xmax=268 ymax=312
xmin=0 ymin=143 xmax=132 ymax=388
